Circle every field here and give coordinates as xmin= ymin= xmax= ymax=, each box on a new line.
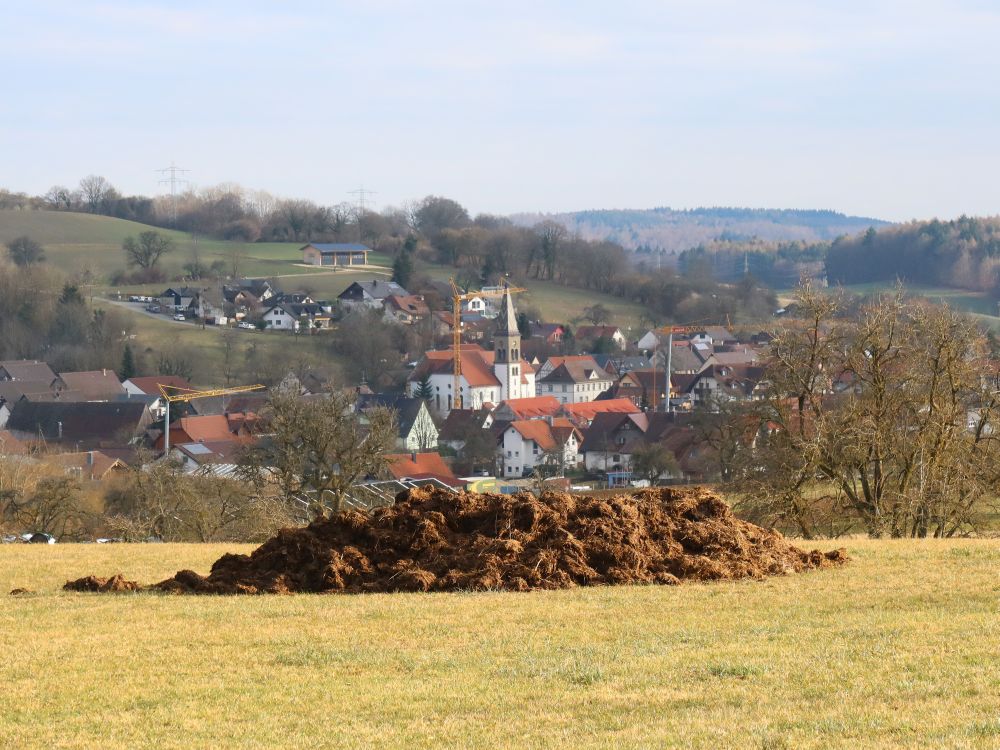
xmin=0 ymin=209 xmax=393 ymax=283
xmin=3 ymin=539 xmax=998 ymax=749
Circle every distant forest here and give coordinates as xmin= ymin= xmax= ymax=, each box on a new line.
xmin=825 ymin=217 xmax=1000 ymax=293
xmin=511 ymin=206 xmax=888 ymax=253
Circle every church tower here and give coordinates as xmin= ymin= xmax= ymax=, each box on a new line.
xmin=494 ymin=286 xmax=523 ymax=401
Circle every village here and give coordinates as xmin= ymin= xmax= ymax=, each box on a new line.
xmin=0 ymin=246 xmax=772 ymax=527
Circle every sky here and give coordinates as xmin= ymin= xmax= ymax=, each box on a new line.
xmin=2 ymin=0 xmax=999 ymax=222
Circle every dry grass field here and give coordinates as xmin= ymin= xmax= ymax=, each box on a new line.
xmin=2 ymin=539 xmax=998 ymax=749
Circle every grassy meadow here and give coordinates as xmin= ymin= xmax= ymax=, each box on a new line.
xmin=2 ymin=539 xmax=998 ymax=749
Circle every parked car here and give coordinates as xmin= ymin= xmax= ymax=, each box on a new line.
xmin=173 ymin=313 xmax=187 ymax=321
xmin=145 ymin=304 xmax=160 ymax=313
xmin=128 ymin=295 xmax=141 ymax=302
xmin=237 ymin=321 xmax=256 ymax=330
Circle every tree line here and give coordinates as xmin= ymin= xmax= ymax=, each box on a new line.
xmin=825 ymin=217 xmax=1000 ymax=293
xmin=704 ymin=282 xmax=1000 ymax=538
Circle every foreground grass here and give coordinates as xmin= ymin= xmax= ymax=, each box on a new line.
xmin=2 ymin=539 xmax=998 ymax=749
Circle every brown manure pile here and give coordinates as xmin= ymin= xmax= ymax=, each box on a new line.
xmin=64 ymin=486 xmax=847 ymax=595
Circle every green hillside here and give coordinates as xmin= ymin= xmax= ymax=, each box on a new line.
xmin=0 ymin=210 xmax=362 ymax=281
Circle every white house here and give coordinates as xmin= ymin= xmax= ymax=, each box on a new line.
xmin=500 ymin=418 xmax=581 ymax=478
xmin=262 ymin=302 xmax=332 ymax=332
xmin=535 ymin=356 xmax=612 ymax=404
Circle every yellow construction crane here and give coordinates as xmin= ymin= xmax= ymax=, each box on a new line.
xmin=449 ymin=278 xmax=526 ymax=410
xmin=159 ymin=383 xmax=266 ymax=456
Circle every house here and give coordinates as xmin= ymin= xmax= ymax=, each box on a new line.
xmin=385 ymin=452 xmax=461 ymax=486
xmin=406 ymin=287 xmax=534 ymax=414
xmin=338 ymin=279 xmax=408 ymax=309
xmin=592 ymin=355 xmax=650 ymax=379
xmin=355 ymin=394 xmax=439 ymax=451
xmin=58 ymin=370 xmax=126 ymax=402
xmin=383 ymin=294 xmax=430 ymax=325
xmin=530 ymin=323 xmax=566 ymax=345
xmin=574 ymin=325 xmax=627 ymax=351
xmin=301 ymin=242 xmax=370 ymax=267
xmin=5 ymin=401 xmax=153 ymax=449
xmin=580 ymin=411 xmax=677 ymax=473
xmin=262 ymin=302 xmax=333 ymax=332
xmin=169 ymin=441 xmax=245 ymax=477
xmin=614 ymin=369 xmax=669 ymax=410
xmin=491 ymin=396 xmax=562 ymax=422
xmin=0 ymin=360 xmax=60 ymax=388
xmin=559 ymin=397 xmax=641 ymax=427
xmin=153 ymin=414 xmax=256 ymax=452
xmin=159 ymin=287 xmax=202 ymax=311
xmin=536 ymin=357 xmax=613 ymax=404
xmin=438 ymin=408 xmax=493 ymax=452
xmin=223 ymin=278 xmax=275 ymax=304
xmin=500 ymin=418 xmax=582 ymax=478
xmin=462 ymin=296 xmax=487 ymax=316
xmin=123 ymin=375 xmax=193 ymax=397
xmin=687 ymin=364 xmax=768 ymax=406
xmin=42 ymin=451 xmax=129 ymax=482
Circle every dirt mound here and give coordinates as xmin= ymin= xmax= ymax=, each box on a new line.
xmin=62 ymin=486 xmax=844 ymax=595
xmin=8 ymin=587 xmax=35 ymax=596
xmin=63 ymin=574 xmax=142 ymax=593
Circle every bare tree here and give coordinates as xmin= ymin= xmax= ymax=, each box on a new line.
xmin=79 ymin=175 xmax=115 ymax=213
xmin=123 ymin=231 xmax=174 ymax=269
xmin=239 ymin=388 xmax=397 ymax=514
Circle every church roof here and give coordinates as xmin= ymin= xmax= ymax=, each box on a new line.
xmin=495 ymin=285 xmax=519 ymax=337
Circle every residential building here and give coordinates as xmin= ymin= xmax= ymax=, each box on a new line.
xmin=558 ymin=397 xmax=641 ymax=428
xmin=355 ymin=393 xmax=439 ymax=451
xmin=5 ymin=401 xmax=153 ymax=449
xmin=262 ymin=302 xmax=333 ymax=331
xmin=574 ymin=325 xmax=627 ymax=350
xmin=500 ymin=418 xmax=581 ymax=477
xmin=491 ymin=396 xmax=561 ymax=422
xmin=383 ymin=294 xmax=430 ymax=325
xmin=0 ymin=360 xmax=59 ymax=387
xmin=300 ymin=242 xmax=370 ymax=267
xmin=58 ymin=370 xmax=126 ymax=401
xmin=536 ymin=357 xmax=613 ymax=404
xmin=338 ymin=279 xmax=408 ymax=309
xmin=169 ymin=441 xmax=244 ymax=477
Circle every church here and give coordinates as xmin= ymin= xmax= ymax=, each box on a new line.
xmin=406 ymin=287 xmax=535 ymax=414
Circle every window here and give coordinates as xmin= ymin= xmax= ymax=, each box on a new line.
xmin=507 ymin=450 xmax=512 ymax=458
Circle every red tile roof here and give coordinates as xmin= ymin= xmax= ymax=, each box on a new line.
xmin=497 ymin=396 xmax=561 ymax=419
xmin=386 ymin=452 xmax=457 ymax=481
xmin=509 ymin=420 xmax=558 ymax=452
xmin=560 ymin=398 xmax=641 ymax=424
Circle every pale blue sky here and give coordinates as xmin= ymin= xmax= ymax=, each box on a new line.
xmin=2 ymin=1 xmax=998 ymax=221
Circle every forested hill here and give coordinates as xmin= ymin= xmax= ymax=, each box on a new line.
xmin=509 ymin=207 xmax=889 ymax=252
xmin=825 ymin=216 xmax=1000 ymax=292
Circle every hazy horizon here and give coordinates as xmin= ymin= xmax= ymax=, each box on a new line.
xmin=4 ymin=1 xmax=999 ymax=222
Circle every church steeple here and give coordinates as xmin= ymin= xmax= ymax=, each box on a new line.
xmin=496 ymin=285 xmax=519 ymax=338
xmin=494 ymin=285 xmax=523 ymax=399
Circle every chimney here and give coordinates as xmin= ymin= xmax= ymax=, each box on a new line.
xmin=87 ymin=451 xmax=94 ymax=466
xmin=57 ymin=421 xmax=63 ymax=440
xmin=410 ymin=451 xmax=417 ymax=463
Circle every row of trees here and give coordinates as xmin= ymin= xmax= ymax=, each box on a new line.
xmin=825 ymin=217 xmax=1000 ymax=293
xmin=715 ymin=283 xmax=1000 ymax=538
xmin=0 ymin=262 xmax=135 ymax=373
